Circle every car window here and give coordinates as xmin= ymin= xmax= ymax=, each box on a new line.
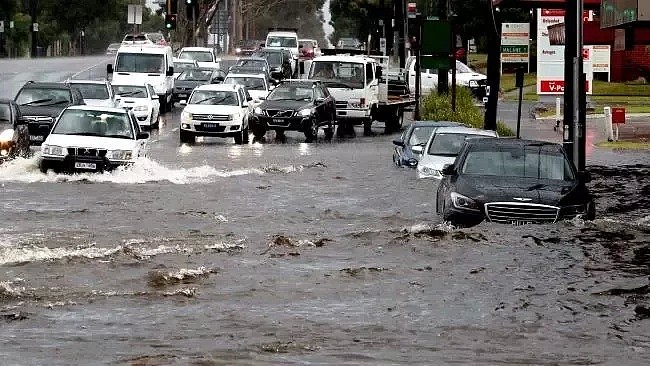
xmin=52 ymin=109 xmax=134 ymax=139
xmin=408 ymin=126 xmax=436 ymax=146
xmin=427 ymin=133 xmax=492 ymax=156
xmin=70 ymin=83 xmax=110 ymax=100
xmin=365 ymin=64 xmax=374 ymax=84
xmin=314 ymin=87 xmax=324 ymax=100
xmin=224 ymin=76 xmax=266 ymax=90
xmin=179 ymin=50 xmax=214 ymax=62
xmin=461 ymin=147 xmax=575 ymax=181
xmin=178 ymin=69 xmax=214 ymax=81
xmin=188 ymin=90 xmax=239 ymax=106
xmin=15 ymin=87 xmax=72 ymax=106
xmin=267 ymin=85 xmax=313 ymax=101
xmin=113 ymin=85 xmax=148 ymax=98
xmin=267 ymin=36 xmax=297 ymax=48
xmin=0 ymin=103 xmax=12 ymax=125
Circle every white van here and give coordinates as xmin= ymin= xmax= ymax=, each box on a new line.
xmin=265 ymin=28 xmax=299 ymax=75
xmin=107 ymin=44 xmax=175 ymax=112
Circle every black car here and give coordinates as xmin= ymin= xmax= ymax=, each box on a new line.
xmin=14 ymin=81 xmax=85 ymax=146
xmin=436 ymin=138 xmax=595 ymax=228
xmin=253 ymin=49 xmax=292 ymax=80
xmin=0 ymin=99 xmax=30 ymax=162
xmin=172 ymin=68 xmax=226 ymax=103
xmin=250 ymin=80 xmax=336 ymax=142
xmin=235 ymin=39 xmax=263 ymax=56
xmin=392 ymin=121 xmax=463 ymax=168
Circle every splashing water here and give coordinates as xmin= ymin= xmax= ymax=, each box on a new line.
xmin=0 ymin=155 xmax=304 ymax=185
xmin=321 ymin=0 xmax=334 ymax=47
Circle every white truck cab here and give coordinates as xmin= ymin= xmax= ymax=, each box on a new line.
xmin=177 ymin=47 xmax=221 ymax=69
xmin=107 ymin=44 xmax=175 ymax=113
xmin=265 ymin=28 xmax=299 ymax=75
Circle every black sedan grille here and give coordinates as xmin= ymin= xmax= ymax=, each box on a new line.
xmin=264 ymin=110 xmax=295 ymax=118
xmin=192 ymin=114 xmax=231 ymax=121
xmin=485 ymin=202 xmax=560 ymax=224
xmin=67 ymin=147 xmax=107 ymax=158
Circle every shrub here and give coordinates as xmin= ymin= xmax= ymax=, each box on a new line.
xmin=420 ymin=87 xmax=514 ymax=136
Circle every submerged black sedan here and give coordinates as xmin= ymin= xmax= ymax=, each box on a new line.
xmin=436 ymin=139 xmax=595 ymax=227
xmin=0 ymin=99 xmax=30 ymax=162
xmin=392 ymin=121 xmax=463 ymax=168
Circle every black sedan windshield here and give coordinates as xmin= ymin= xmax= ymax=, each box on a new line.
xmin=267 ymin=86 xmax=312 ymax=101
xmin=53 ymin=109 xmax=134 ymax=139
xmin=428 ymin=133 xmax=490 ymax=156
xmin=15 ymin=88 xmax=71 ymax=106
xmin=461 ymin=148 xmax=576 ymax=181
xmin=177 ymin=69 xmax=213 ymax=81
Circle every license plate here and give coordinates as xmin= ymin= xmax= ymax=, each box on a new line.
xmin=74 ymin=162 xmax=96 ymax=170
xmin=272 ymin=118 xmax=284 ymax=123
xmin=29 ymin=135 xmax=44 ymax=142
xmin=511 ymin=220 xmax=533 ymax=226
xmin=203 ymin=123 xmax=220 ymax=128
xmin=178 ymin=93 xmax=187 ymax=97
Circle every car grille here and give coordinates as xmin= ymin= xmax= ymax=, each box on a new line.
xmin=67 ymin=147 xmax=108 ymax=157
xmin=484 ymin=202 xmax=560 ymax=224
xmin=24 ymin=116 xmax=54 ymax=123
xmin=336 ymin=101 xmax=348 ymax=109
xmin=192 ymin=114 xmax=231 ymax=121
xmin=264 ymin=110 xmax=295 ymax=118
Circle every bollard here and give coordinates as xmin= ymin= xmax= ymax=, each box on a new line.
xmin=603 ymin=106 xmax=614 ymax=141
xmin=555 ymin=97 xmax=561 ymax=131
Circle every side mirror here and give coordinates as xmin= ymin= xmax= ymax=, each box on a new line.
xmin=137 ymin=132 xmax=149 ymax=140
xmin=578 ymin=171 xmax=591 ymax=183
xmin=442 ymin=164 xmax=456 ymax=176
xmin=411 ymin=145 xmax=423 ymax=154
xmin=376 ymin=66 xmax=383 ymax=79
xmin=179 ymin=100 xmax=187 ymax=106
xmin=392 ymin=139 xmax=404 ymax=147
xmin=299 ymin=62 xmax=305 ymax=75
xmin=166 ymin=67 xmax=174 ymax=76
xmin=107 ymin=64 xmax=114 ymax=74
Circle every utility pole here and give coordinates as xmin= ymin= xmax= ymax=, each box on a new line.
xmin=395 ymin=0 xmax=406 ymax=68
xmin=483 ymin=1 xmax=500 ymax=132
xmin=436 ymin=0 xmax=448 ymax=95
xmin=29 ymin=0 xmax=38 ymax=58
xmin=563 ymin=0 xmax=585 ymax=170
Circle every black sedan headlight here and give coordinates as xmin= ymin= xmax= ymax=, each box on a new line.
xmin=450 ymin=192 xmax=480 ymax=212
xmin=406 ymin=158 xmax=418 ymax=167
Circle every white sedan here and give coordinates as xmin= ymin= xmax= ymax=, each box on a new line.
xmin=39 ymin=105 xmax=149 ymax=173
xmin=112 ymin=82 xmax=160 ymax=129
xmin=222 ymin=73 xmax=271 ymax=103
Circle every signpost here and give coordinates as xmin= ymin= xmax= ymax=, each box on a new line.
xmin=500 ymin=23 xmax=530 ymax=73
xmin=127 ymin=4 xmax=143 ymax=34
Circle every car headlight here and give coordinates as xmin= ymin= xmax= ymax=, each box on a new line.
xmin=107 ymin=149 xmax=133 ymax=161
xmin=41 ymin=144 xmax=65 ymax=156
xmin=417 ymin=166 xmax=441 ymax=178
xmin=133 ymin=105 xmax=148 ymax=112
xmin=299 ymin=108 xmax=313 ymax=117
xmin=254 ymin=107 xmax=263 ymax=115
xmin=469 ymin=80 xmax=479 ymax=87
xmin=181 ymin=111 xmax=193 ymax=121
xmin=407 ymin=158 xmax=418 ymax=167
xmin=0 ymin=129 xmax=14 ymax=143
xmin=450 ymin=192 xmax=480 ymax=211
xmin=235 ymin=48 xmax=241 ymax=53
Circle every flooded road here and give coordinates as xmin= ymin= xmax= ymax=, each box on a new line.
xmin=1 ymin=58 xmax=650 ymax=365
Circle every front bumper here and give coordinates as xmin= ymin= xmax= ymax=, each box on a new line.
xmin=133 ymin=110 xmax=153 ymax=126
xmin=181 ymin=120 xmax=243 ymax=137
xmin=335 ymin=108 xmax=370 ymax=120
xmin=40 ymin=156 xmax=132 ymax=174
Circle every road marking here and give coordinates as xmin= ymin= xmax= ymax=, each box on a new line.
xmin=67 ymin=57 xmax=113 ymax=81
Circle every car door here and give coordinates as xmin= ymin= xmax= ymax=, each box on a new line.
xmin=130 ymin=111 xmax=147 ymax=156
xmin=321 ymin=85 xmax=335 ymax=119
xmin=147 ymin=84 xmax=160 ymax=121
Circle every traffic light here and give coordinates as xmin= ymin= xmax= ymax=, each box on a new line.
xmin=165 ymin=14 xmax=177 ymax=30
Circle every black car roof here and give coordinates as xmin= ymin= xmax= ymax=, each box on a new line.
xmin=21 ymin=81 xmax=72 ymax=89
xmin=466 ymin=138 xmax=561 ymax=148
xmin=411 ymin=120 xmax=464 ymax=127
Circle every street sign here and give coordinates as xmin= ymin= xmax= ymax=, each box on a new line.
xmin=128 ymin=4 xmax=143 ymax=25
xmin=407 ymin=2 xmax=417 ymax=18
xmin=9 ymin=21 xmax=14 ymax=29
xmin=421 ymin=20 xmax=451 ymax=55
xmin=0 ymin=21 xmax=4 ymax=33
xmin=210 ymin=0 xmax=228 ymax=34
xmin=380 ymin=38 xmax=386 ymax=54
xmin=33 ymin=23 xmax=39 ymax=32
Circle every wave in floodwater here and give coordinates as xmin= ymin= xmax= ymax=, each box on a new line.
xmin=0 ymin=156 xmax=307 ymax=184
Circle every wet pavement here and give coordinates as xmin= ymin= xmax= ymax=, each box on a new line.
xmin=0 ymin=57 xmax=649 ymax=365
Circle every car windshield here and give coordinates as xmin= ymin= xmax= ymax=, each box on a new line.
xmin=339 ymin=39 xmax=358 ymax=47
xmin=309 ymin=61 xmax=365 ymax=89
xmin=461 ymin=146 xmax=576 ymax=181
xmin=267 ymin=36 xmax=297 ymax=48
xmin=15 ymin=88 xmax=71 ymax=106
xmin=456 ymin=61 xmax=473 ymax=73
xmin=189 ymin=90 xmax=239 ymax=105
xmin=70 ymin=83 xmax=109 ymax=100
xmin=238 ymin=40 xmax=259 ymax=47
xmin=174 ymin=61 xmax=196 ymax=71
xmin=52 ymin=109 xmax=134 ymax=139
xmin=113 ymin=85 xmax=148 ymax=98
xmin=224 ymin=77 xmax=266 ymax=90
xmin=0 ymin=104 xmax=11 ymax=123
xmin=267 ymin=85 xmax=312 ymax=101
xmin=116 ymin=53 xmax=164 ymax=73
xmin=258 ymin=52 xmax=281 ymax=65
xmin=236 ymin=59 xmax=266 ymax=69
xmin=108 ymin=43 xmax=121 ymax=49
xmin=179 ymin=51 xmax=213 ymax=62
xmin=408 ymin=126 xmax=436 ymax=146
xmin=300 ymin=40 xmax=315 ymax=48
xmin=427 ymin=133 xmax=492 ymax=156
xmin=178 ymin=69 xmax=213 ymax=81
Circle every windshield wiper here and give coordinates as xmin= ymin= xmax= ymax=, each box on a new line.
xmin=116 ymin=91 xmax=139 ymax=97
xmin=194 ymin=96 xmax=228 ymax=104
xmin=19 ymin=98 xmax=53 ymax=106
xmin=43 ymin=100 xmax=70 ymax=106
xmin=323 ymin=81 xmax=354 ymax=89
xmin=58 ymin=132 xmax=102 ymax=136
xmin=102 ymin=134 xmax=133 ymax=139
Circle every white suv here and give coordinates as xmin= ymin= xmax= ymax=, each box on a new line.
xmin=66 ymin=79 xmax=119 ymax=108
xmin=179 ymin=84 xmax=252 ymax=144
xmin=112 ymin=82 xmax=161 ymax=129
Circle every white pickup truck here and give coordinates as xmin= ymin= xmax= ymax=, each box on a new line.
xmin=306 ymin=51 xmax=415 ymax=136
xmin=405 ymin=56 xmax=489 ymax=104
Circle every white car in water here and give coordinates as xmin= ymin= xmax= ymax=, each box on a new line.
xmin=222 ymin=73 xmax=271 ymax=103
xmin=179 ymin=83 xmax=252 ymax=145
xmin=112 ymin=82 xmax=160 ymax=129
xmin=39 ymin=105 xmax=150 ymax=173
xmin=177 ymin=47 xmax=221 ymax=69
xmin=66 ymin=79 xmax=119 ymax=108
xmin=416 ymin=126 xmax=498 ymax=180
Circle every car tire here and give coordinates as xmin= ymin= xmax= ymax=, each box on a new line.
xmin=159 ymin=95 xmax=167 ymax=113
xmin=243 ymin=126 xmax=250 ymax=144
xmin=586 ymin=201 xmax=596 ymax=220
xmin=303 ymin=119 xmax=318 ymax=142
xmin=385 ymin=108 xmax=404 ymax=134
xmin=39 ymin=161 xmax=50 ymax=174
xmin=180 ymin=129 xmax=194 ymax=144
xmin=363 ymin=118 xmax=374 ymax=136
xmin=252 ymin=126 xmax=266 ymax=141
xmin=234 ymin=127 xmax=245 ymax=145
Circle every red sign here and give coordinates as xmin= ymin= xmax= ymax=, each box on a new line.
xmin=540 ymin=80 xmax=591 ymax=93
xmin=407 ymin=2 xmax=417 ymax=13
xmin=612 ymin=107 xmax=626 ymax=124
xmin=582 ymin=47 xmax=590 ymax=59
